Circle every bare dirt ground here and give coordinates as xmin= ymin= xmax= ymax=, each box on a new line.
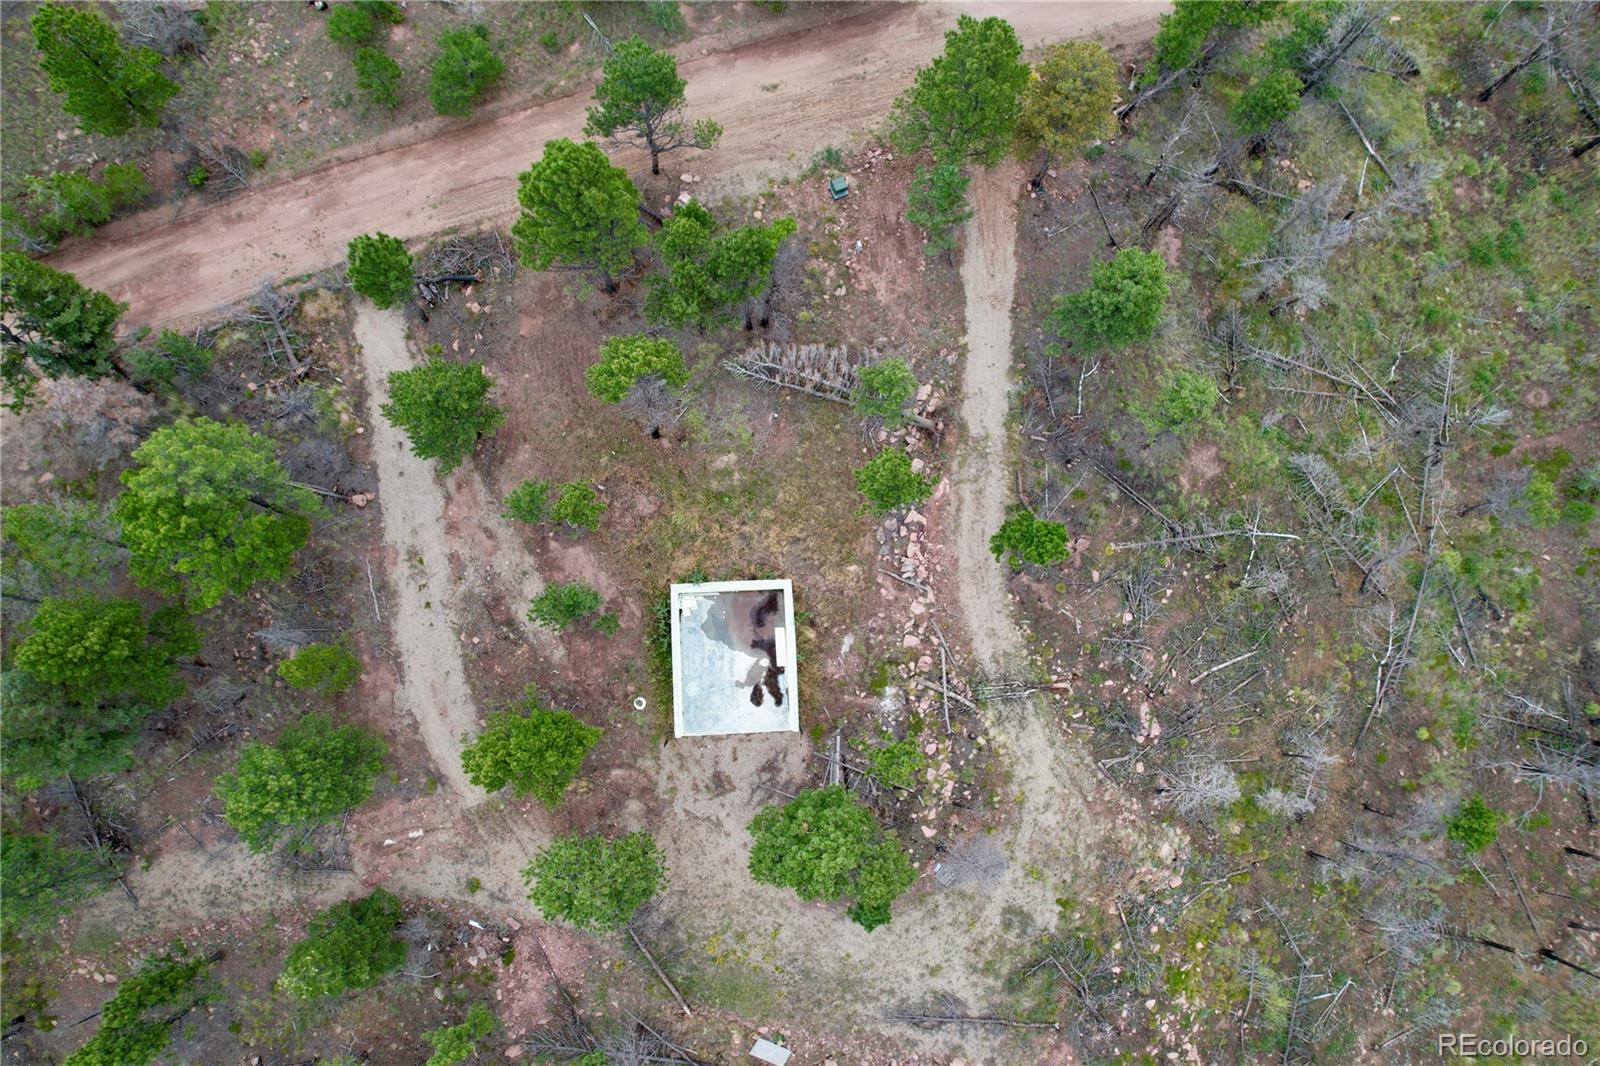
xmin=48 ymin=2 xmax=1162 ymax=328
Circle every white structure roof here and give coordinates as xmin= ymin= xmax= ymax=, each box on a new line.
xmin=670 ymin=579 xmax=799 ymax=738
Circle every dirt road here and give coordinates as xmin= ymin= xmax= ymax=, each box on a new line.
xmin=50 ymin=2 xmax=1160 ymax=328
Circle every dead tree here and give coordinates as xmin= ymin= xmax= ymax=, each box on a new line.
xmin=232 ymin=282 xmax=302 ymax=372
xmin=116 ymin=2 xmax=208 ymax=57
xmin=1157 ymin=760 xmax=1241 ymax=817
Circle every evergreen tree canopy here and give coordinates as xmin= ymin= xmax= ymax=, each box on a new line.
xmin=889 ymin=14 xmax=1029 ymax=165
xmin=645 ymin=201 xmax=795 ymax=329
xmin=380 ymin=358 xmax=504 ymax=473
xmin=511 ymin=139 xmax=647 ymax=290
xmin=346 ymin=232 xmax=415 ymax=308
xmin=0 ymin=831 xmax=118 ymax=937
xmin=64 ymin=948 xmax=211 ymax=1066
xmin=905 ymin=163 xmax=972 ymax=257
xmin=3 ymin=599 xmax=196 ymax=789
xmin=852 ymin=358 xmax=918 ymax=428
xmin=278 ymin=888 xmax=406 ymax=999
xmin=461 ymin=687 xmax=600 ymax=806
xmin=1 ymin=251 xmax=125 ymax=412
xmin=354 ymin=46 xmax=403 ymax=107
xmin=113 ymin=418 xmax=318 ymax=609
xmin=216 ymin=713 xmax=386 ymax=852
xmin=586 ymin=334 xmax=688 ymax=403
xmin=746 ymin=786 xmax=916 ymax=930
xmin=1047 ymin=247 xmax=1169 ymax=353
xmin=423 ymin=1004 xmax=495 ymax=1066
xmin=989 ymin=504 xmax=1069 ymax=568
xmin=1014 ymin=41 xmax=1119 ymax=165
xmin=429 ymin=25 xmax=503 ymax=116
xmin=32 ymin=2 xmax=178 ymax=136
xmin=854 ymin=449 xmax=937 ymax=514
xmin=584 ymin=36 xmax=721 ymax=175
xmin=1231 ymin=68 xmax=1304 ymax=135
xmin=522 ymin=831 xmax=665 ymax=932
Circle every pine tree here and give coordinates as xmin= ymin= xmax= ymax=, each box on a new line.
xmin=31 ymin=2 xmax=179 ymax=136
xmin=353 ymin=47 xmax=403 ymax=107
xmin=460 ymin=687 xmax=600 ymax=806
xmin=216 ymin=713 xmax=386 ymax=852
xmin=1014 ymin=41 xmax=1119 ymax=175
xmin=113 ymin=418 xmax=318 ymax=609
xmin=380 ymin=358 xmax=504 ymax=472
xmin=905 ymin=163 xmax=972 ymax=258
xmin=522 ymin=832 xmax=665 ymax=932
xmin=429 ymin=25 xmax=503 ymax=116
xmin=278 ymin=889 xmax=406 ymax=999
xmin=644 ymin=201 xmax=795 ymax=329
xmin=511 ymin=139 xmax=647 ymax=292
xmin=888 ymin=14 xmax=1029 ymax=165
xmin=346 ymin=232 xmax=414 ymax=308
xmin=1 ymin=252 xmax=125 ymax=411
xmin=586 ymin=334 xmax=688 ymax=403
xmin=1048 ymin=247 xmax=1169 ymax=353
xmin=584 ymin=37 xmax=721 ymax=175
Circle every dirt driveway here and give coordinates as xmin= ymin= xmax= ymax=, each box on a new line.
xmin=49 ymin=2 xmax=1161 ymax=328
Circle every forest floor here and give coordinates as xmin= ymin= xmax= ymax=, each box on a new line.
xmin=44 ymin=2 xmax=1161 ymax=327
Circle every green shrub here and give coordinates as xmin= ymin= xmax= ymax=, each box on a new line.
xmin=279 ymin=889 xmax=405 ymax=999
xmin=644 ymin=0 xmax=684 ymax=34
xmin=1444 ymin=795 xmax=1501 ymax=854
xmin=354 ymin=0 xmax=406 ymax=23
xmin=278 ymin=642 xmax=362 ymax=696
xmin=586 ymin=334 xmax=688 ymax=402
xmin=430 ymin=25 xmax=503 ymax=116
xmin=327 ymin=4 xmax=377 ymax=47
xmin=1231 ymin=69 xmax=1303 ymax=135
xmin=538 ymin=30 xmax=561 ymax=52
xmin=126 ymin=329 xmax=213 ymax=390
xmin=866 ymin=737 xmax=924 ymax=789
xmin=503 ymin=479 xmax=551 ymax=524
xmin=550 ymin=481 xmax=605 ymax=531
xmin=354 ymin=47 xmax=403 ymax=108
xmin=216 ymin=714 xmax=385 ymax=852
xmin=990 ymin=505 xmax=1068 ymax=568
xmin=423 ymin=1004 xmax=493 ymax=1066
xmin=1048 ymin=247 xmax=1168 ymax=353
xmin=460 ymin=687 xmax=600 ymax=806
xmin=528 ymin=581 xmax=602 ymax=632
xmin=748 ymin=786 xmax=915 ymax=930
xmin=380 ymin=358 xmax=504 ymax=472
xmin=1154 ymin=369 xmax=1219 ymax=431
xmin=523 ymin=831 xmax=665 ymax=932
xmin=187 ymin=165 xmax=208 ymax=187
xmin=854 ymin=449 xmax=935 ymax=513
xmin=853 ymin=359 xmax=918 ymax=427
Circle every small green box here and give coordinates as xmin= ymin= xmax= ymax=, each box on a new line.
xmin=828 ymin=176 xmax=849 ymax=200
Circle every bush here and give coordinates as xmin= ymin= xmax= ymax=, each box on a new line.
xmin=551 ymin=481 xmax=606 ymax=531
xmin=644 ymin=0 xmax=684 ymax=33
xmin=853 ymin=358 xmax=918 ymax=427
xmin=1445 ymin=795 xmax=1501 ymax=854
xmin=538 ymin=30 xmax=561 ymax=52
xmin=354 ymin=47 xmax=403 ymax=108
xmin=1048 ymin=247 xmax=1169 ymax=353
xmin=354 ymin=0 xmax=406 ymax=23
xmin=327 ymin=4 xmax=377 ymax=47
xmin=278 ymin=642 xmax=361 ymax=696
xmin=380 ymin=358 xmax=504 ymax=473
xmin=586 ymin=334 xmax=688 ymax=403
xmin=187 ymin=165 xmax=209 ymax=187
xmin=522 ymin=831 xmax=665 ymax=932
xmin=528 ymin=581 xmax=602 ymax=632
xmin=503 ymin=478 xmax=551 ymax=524
xmin=279 ymin=889 xmax=405 ymax=999
xmin=460 ymin=687 xmax=600 ymax=806
xmin=866 ymin=737 xmax=923 ymax=789
xmin=347 ymin=231 xmax=414 ymax=308
xmin=216 ymin=714 xmax=386 ymax=852
xmin=747 ymin=786 xmax=915 ymax=930
xmin=1231 ymin=69 xmax=1303 ymax=135
xmin=126 ymin=328 xmax=213 ymax=390
xmin=1 ymin=832 xmax=116 ymax=938
xmin=990 ymin=505 xmax=1069 ymax=568
xmin=854 ymin=449 xmax=936 ymax=514
xmin=423 ymin=1004 xmax=493 ymax=1066
xmin=1154 ymin=369 xmax=1219 ymax=431
xmin=430 ymin=25 xmax=503 ymax=116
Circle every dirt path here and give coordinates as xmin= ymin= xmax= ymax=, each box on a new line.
xmin=50 ymin=2 xmax=1161 ymax=328
xmin=355 ymin=305 xmax=561 ymax=801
